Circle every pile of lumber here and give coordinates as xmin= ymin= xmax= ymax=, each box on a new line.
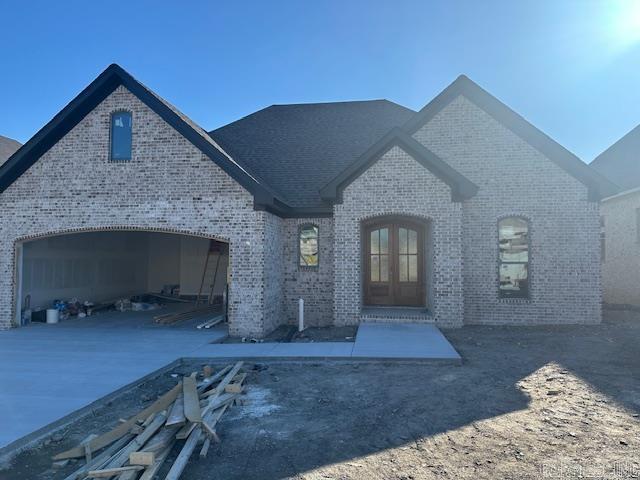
xmin=54 ymin=362 xmax=247 ymax=480
xmin=153 ymin=305 xmax=219 ymax=325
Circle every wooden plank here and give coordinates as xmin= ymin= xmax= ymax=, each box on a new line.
xmin=182 ymin=375 xmax=202 ymax=423
xmin=143 ymin=425 xmax=180 ymax=454
xmin=81 ymin=433 xmax=98 ymax=463
xmin=175 ymin=393 xmax=234 ymax=440
xmin=201 ymin=362 xmax=243 ymax=399
xmin=196 ymin=315 xmax=224 ymax=329
xmin=139 ymin=443 xmax=175 ymax=480
xmin=199 ymin=437 xmax=211 ymax=459
xmin=201 ymin=392 xmax=237 ymax=417
xmin=87 ymin=465 xmax=144 ymax=478
xmin=130 ymin=451 xmax=155 ymax=466
xmin=203 ymin=316 xmax=224 ymax=328
xmin=175 ymin=421 xmax=197 ymax=440
xmin=197 ymin=365 xmax=232 ymax=394
xmin=164 ymin=427 xmax=203 ymax=480
xmin=61 ymin=434 xmax=135 ymax=480
xmin=101 ymin=413 xmax=167 ymax=470
xmin=166 ymin=394 xmax=185 ymax=426
xmin=224 ymin=372 xmax=247 ymax=394
xmin=54 ymin=383 xmax=181 ymax=460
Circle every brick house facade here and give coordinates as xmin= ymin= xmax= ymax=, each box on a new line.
xmin=0 ymin=65 xmax=616 ymax=336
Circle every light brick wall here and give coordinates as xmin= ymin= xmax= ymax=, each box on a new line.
xmin=414 ymin=95 xmax=601 ymax=325
xmin=262 ymin=212 xmax=285 ymax=334
xmin=283 ymin=217 xmax=334 ymax=327
xmin=333 ymin=146 xmax=464 ymax=328
xmin=0 ymin=86 xmax=284 ymax=337
xmin=601 ymin=191 xmax=640 ymax=307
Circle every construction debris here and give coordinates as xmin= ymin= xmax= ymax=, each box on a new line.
xmin=195 ymin=315 xmax=225 ymax=329
xmin=153 ymin=305 xmax=219 ymax=325
xmin=54 ymin=361 xmax=246 ymax=480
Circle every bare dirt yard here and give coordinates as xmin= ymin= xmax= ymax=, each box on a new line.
xmin=1 ymin=310 xmax=639 ymax=480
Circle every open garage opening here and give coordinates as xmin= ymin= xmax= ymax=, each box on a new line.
xmin=13 ymin=229 xmax=230 ymax=329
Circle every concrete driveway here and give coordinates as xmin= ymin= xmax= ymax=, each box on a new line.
xmin=0 ymin=308 xmax=226 ymax=450
xmin=0 ymin=312 xmax=460 ymax=454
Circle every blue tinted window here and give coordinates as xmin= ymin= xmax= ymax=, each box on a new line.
xmin=110 ymin=112 xmax=132 ymax=161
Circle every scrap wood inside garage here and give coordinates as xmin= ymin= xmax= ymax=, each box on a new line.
xmin=16 ymin=231 xmax=229 ymax=328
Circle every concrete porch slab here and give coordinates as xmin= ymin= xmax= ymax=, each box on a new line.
xmin=351 ymin=323 xmax=461 ymax=362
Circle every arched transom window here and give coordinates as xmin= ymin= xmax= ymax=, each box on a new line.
xmin=498 ymin=217 xmax=529 ymax=298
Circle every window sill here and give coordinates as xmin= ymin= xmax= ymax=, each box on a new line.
xmin=298 ymin=266 xmax=319 ymax=272
xmin=497 ymin=296 xmax=531 ymax=304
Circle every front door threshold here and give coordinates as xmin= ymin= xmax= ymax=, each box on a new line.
xmin=361 ymin=306 xmax=433 ymax=322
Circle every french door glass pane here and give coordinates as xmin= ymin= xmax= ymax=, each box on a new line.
xmin=408 ymin=255 xmax=418 ymax=281
xmin=399 ymin=228 xmax=407 ymax=254
xmin=371 ymin=255 xmax=380 ymax=282
xmin=380 ymin=228 xmax=389 ymax=254
xmin=380 ymin=255 xmax=389 ymax=281
xmin=408 ymin=230 xmax=417 ymax=254
xmin=399 ymin=255 xmax=408 ymax=281
xmin=371 ymin=230 xmax=379 ymax=255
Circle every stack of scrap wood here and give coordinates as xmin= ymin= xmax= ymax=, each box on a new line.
xmin=153 ymin=305 xmax=219 ymax=325
xmin=54 ymin=362 xmax=246 ymax=480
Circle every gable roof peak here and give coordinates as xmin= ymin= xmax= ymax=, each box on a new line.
xmin=0 ymin=63 xmax=289 ymax=213
xmin=403 ymin=74 xmax=618 ymax=200
xmin=319 ymin=127 xmax=478 ymax=203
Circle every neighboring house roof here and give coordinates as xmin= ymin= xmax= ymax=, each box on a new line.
xmin=0 ymin=135 xmax=21 ymax=166
xmin=590 ymin=124 xmax=640 ymax=191
xmin=402 ymin=75 xmax=619 ymax=201
xmin=0 ymin=64 xmax=288 ymax=214
xmin=320 ymin=128 xmax=478 ymax=202
xmin=209 ymin=100 xmax=415 ymax=210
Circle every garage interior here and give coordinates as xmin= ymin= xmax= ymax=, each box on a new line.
xmin=15 ymin=230 xmax=229 ymax=328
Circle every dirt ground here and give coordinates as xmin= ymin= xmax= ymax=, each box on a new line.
xmin=220 ymin=325 xmax=358 ymax=343
xmin=2 ymin=310 xmax=639 ymax=480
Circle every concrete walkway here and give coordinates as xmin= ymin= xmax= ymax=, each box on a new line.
xmin=0 ymin=314 xmax=459 ymax=453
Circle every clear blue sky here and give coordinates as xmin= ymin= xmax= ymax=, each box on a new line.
xmin=2 ymin=0 xmax=640 ymax=161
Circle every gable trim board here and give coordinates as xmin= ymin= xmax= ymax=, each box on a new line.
xmin=0 ymin=64 xmax=293 ymax=216
xmin=403 ymin=75 xmax=618 ymax=201
xmin=320 ymin=128 xmax=479 ymax=202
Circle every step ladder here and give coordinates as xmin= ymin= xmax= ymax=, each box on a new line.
xmin=195 ymin=240 xmax=228 ymax=306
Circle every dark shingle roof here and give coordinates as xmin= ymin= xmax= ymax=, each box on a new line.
xmin=0 ymin=135 xmax=21 ymax=166
xmin=208 ymin=100 xmax=415 ymax=208
xmin=591 ymin=125 xmax=640 ymax=191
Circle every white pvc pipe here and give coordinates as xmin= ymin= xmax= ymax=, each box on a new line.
xmin=298 ymin=298 xmax=304 ymax=332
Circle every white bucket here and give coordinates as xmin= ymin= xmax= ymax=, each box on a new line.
xmin=46 ymin=309 xmax=60 ymax=324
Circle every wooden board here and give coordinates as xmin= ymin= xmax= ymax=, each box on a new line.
xmin=87 ymin=465 xmax=144 ymax=478
xmin=53 ymin=383 xmax=181 ymax=460
xmin=129 ymin=451 xmax=155 ymax=466
xmin=166 ymin=394 xmax=186 ymax=426
xmin=183 ymin=375 xmax=202 ymax=423
xmin=224 ymin=373 xmax=247 ymax=394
